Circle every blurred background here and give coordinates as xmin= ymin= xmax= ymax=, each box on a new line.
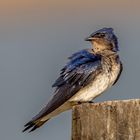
xmin=0 ymin=0 xmax=140 ymax=139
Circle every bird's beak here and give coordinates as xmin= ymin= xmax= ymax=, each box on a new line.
xmin=85 ymin=37 xmax=94 ymax=41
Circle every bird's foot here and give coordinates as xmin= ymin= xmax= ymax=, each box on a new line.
xmin=77 ymin=101 xmax=82 ymax=104
xmin=77 ymin=101 xmax=94 ymax=104
xmin=88 ymin=101 xmax=94 ymax=103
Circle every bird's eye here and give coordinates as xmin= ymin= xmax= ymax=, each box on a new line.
xmin=99 ymin=33 xmax=105 ymax=37
xmin=94 ymin=33 xmax=105 ymax=38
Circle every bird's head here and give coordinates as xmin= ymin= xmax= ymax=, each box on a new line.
xmin=85 ymin=28 xmax=119 ymax=54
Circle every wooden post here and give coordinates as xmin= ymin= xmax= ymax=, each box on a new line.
xmin=72 ymin=99 xmax=140 ymax=140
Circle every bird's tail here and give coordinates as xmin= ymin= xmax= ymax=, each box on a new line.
xmin=22 ymin=119 xmax=49 ymax=133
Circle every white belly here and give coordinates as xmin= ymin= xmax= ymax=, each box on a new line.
xmin=69 ymin=64 xmax=120 ymax=102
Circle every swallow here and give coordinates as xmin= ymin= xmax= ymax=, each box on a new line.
xmin=23 ymin=27 xmax=123 ymax=132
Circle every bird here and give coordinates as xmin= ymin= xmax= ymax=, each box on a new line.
xmin=23 ymin=27 xmax=123 ymax=132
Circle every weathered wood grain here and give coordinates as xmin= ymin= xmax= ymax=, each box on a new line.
xmin=72 ymin=99 xmax=140 ymax=140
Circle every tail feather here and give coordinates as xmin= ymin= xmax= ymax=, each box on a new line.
xmin=22 ymin=119 xmax=48 ymax=133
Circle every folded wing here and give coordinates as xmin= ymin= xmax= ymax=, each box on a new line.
xmin=23 ymin=49 xmax=102 ymax=132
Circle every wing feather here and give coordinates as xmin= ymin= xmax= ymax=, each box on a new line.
xmin=28 ymin=49 xmax=101 ymax=121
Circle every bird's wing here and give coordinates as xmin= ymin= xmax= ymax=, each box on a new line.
xmin=33 ymin=49 xmax=101 ymax=119
xmin=23 ymin=49 xmax=102 ymax=132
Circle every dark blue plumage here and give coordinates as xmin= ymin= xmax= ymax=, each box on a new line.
xmin=89 ymin=28 xmax=113 ymax=37
xmin=52 ymin=49 xmax=101 ymax=88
